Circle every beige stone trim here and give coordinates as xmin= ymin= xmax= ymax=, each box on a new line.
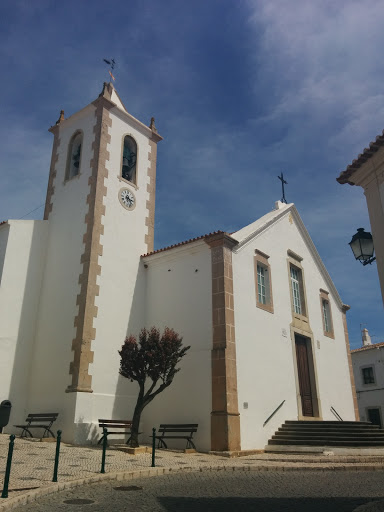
xmin=287 ymin=249 xmax=303 ymax=262
xmin=287 ymin=256 xmax=310 ymax=332
xmin=64 ymin=130 xmax=84 ymax=182
xmin=119 ymin=133 xmax=139 ymax=187
xmin=254 ymin=249 xmax=269 ymax=261
xmin=319 ymin=289 xmax=334 ymax=339
xmin=145 ymin=139 xmax=157 ymax=253
xmin=66 ymin=96 xmax=112 ymax=393
xmin=206 ymin=232 xmax=241 ymax=452
xmin=44 ymin=126 xmax=60 ymax=220
xmin=254 ymin=250 xmax=274 ymax=314
xmin=99 ymin=81 xmax=113 ymax=101
xmin=63 ymin=173 xmax=82 ymax=186
xmin=341 ymin=306 xmax=360 ymax=420
xmin=117 ymin=175 xmax=139 ymax=190
xmin=290 ymin=328 xmax=322 ymax=420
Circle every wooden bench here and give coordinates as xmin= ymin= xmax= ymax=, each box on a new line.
xmin=14 ymin=413 xmax=58 ymax=439
xmin=155 ymin=424 xmax=198 ymax=450
xmin=98 ymin=419 xmax=133 ymax=445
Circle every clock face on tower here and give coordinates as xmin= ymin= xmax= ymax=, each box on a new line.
xmin=119 ymin=188 xmax=136 ymax=210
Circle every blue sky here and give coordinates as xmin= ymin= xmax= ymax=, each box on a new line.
xmin=0 ymin=0 xmax=383 ymax=348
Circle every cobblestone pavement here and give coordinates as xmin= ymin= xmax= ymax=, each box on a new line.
xmin=3 ymin=433 xmax=384 ymax=509
xmin=11 ymin=469 xmax=384 ymax=512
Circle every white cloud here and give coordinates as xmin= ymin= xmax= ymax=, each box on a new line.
xmin=247 ymin=0 xmax=384 ymax=144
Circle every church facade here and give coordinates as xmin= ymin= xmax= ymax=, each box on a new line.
xmin=0 ymin=84 xmax=358 ymax=451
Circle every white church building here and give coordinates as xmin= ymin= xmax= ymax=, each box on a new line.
xmin=0 ymin=83 xmax=358 ymax=452
xmin=351 ymin=329 xmax=384 ymax=428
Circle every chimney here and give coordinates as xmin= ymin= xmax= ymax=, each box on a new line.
xmin=362 ymin=328 xmax=372 ymax=346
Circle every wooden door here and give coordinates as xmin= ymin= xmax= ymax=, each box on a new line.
xmin=295 ymin=336 xmax=313 ymax=416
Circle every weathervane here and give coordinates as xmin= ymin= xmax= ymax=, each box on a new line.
xmin=103 ymin=58 xmax=116 ymax=82
xmin=277 ymin=172 xmax=288 ymax=204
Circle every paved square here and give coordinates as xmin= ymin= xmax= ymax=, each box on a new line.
xmin=11 ymin=470 xmax=384 ymax=512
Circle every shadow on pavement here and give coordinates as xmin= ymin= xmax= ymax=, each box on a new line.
xmin=158 ymin=497 xmax=382 ymax=512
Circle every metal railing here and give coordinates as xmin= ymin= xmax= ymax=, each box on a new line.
xmin=263 ymin=400 xmax=286 ymax=427
xmin=330 ymin=406 xmax=343 ymax=421
xmin=1 ymin=427 xmax=158 ymax=497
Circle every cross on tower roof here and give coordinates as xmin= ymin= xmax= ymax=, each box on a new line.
xmin=103 ymin=58 xmax=116 ymax=82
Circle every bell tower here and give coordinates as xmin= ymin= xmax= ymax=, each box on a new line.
xmin=27 ymin=83 xmax=162 ymax=440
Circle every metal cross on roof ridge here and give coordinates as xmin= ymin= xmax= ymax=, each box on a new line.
xmin=277 ymin=172 xmax=288 ymax=204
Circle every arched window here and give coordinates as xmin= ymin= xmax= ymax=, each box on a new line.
xmin=121 ymin=136 xmax=137 ymax=184
xmin=66 ymin=131 xmax=83 ymax=180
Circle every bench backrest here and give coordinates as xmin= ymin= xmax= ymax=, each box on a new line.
xmin=25 ymin=413 xmax=58 ymax=424
xmin=98 ymin=419 xmax=132 ymax=428
xmin=158 ymin=424 xmax=198 ymax=435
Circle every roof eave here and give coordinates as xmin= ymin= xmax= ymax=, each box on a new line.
xmin=338 ymin=130 xmax=384 ymax=185
xmin=141 ymin=230 xmax=236 ymax=259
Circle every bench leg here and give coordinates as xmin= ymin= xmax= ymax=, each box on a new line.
xmin=186 ymin=439 xmax=196 ymax=450
xmin=43 ymin=429 xmax=55 ymax=438
xmin=98 ymin=433 xmax=109 ymax=446
xmin=157 ymin=438 xmax=167 ymax=449
xmin=21 ymin=429 xmax=33 ymax=438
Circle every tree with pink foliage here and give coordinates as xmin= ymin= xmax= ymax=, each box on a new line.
xmin=119 ymin=326 xmax=190 ymax=447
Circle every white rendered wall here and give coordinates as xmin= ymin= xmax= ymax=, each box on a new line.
xmin=233 ymin=210 xmax=355 ymax=450
xmin=366 ymin=178 xmax=384 ymax=307
xmin=26 ymin=105 xmax=97 ymax=439
xmin=378 ymin=180 xmax=384 ymax=305
xmin=352 ymin=347 xmax=384 ymax=425
xmin=342 ymin=160 xmax=384 ymax=308
xmin=0 ymin=221 xmax=48 ymax=430
xmin=141 ymin=242 xmax=213 ymax=452
xmin=0 ymin=224 xmax=9 ymax=284
xmin=76 ymin=106 xmax=156 ymax=441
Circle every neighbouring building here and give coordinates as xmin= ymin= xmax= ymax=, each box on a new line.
xmin=351 ymin=329 xmax=384 ymax=428
xmin=337 ymin=133 xmax=384 ymax=306
xmin=0 ymin=83 xmax=358 ymax=451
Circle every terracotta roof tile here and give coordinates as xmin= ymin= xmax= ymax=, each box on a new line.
xmin=351 ymin=341 xmax=384 ymax=353
xmin=337 ymin=131 xmax=384 ymax=184
xmin=141 ymin=230 xmax=226 ymax=258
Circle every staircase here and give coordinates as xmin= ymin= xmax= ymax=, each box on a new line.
xmin=266 ymin=421 xmax=384 ymax=451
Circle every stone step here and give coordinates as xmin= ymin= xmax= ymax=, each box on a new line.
xmin=278 ymin=427 xmax=381 ymax=433
xmin=275 ymin=430 xmax=384 ymax=437
xmin=268 ymin=438 xmax=384 ymax=446
xmin=280 ymin=421 xmax=383 ymax=430
xmin=267 ymin=421 xmax=384 ymax=451
xmin=272 ymin=435 xmax=384 ymax=442
xmin=284 ymin=420 xmax=372 ymax=425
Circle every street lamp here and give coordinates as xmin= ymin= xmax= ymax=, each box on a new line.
xmin=349 ymin=228 xmax=376 ymax=266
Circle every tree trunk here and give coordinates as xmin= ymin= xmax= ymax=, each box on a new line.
xmin=130 ymin=395 xmax=144 ymax=447
xmin=129 ymin=381 xmax=172 ymax=447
